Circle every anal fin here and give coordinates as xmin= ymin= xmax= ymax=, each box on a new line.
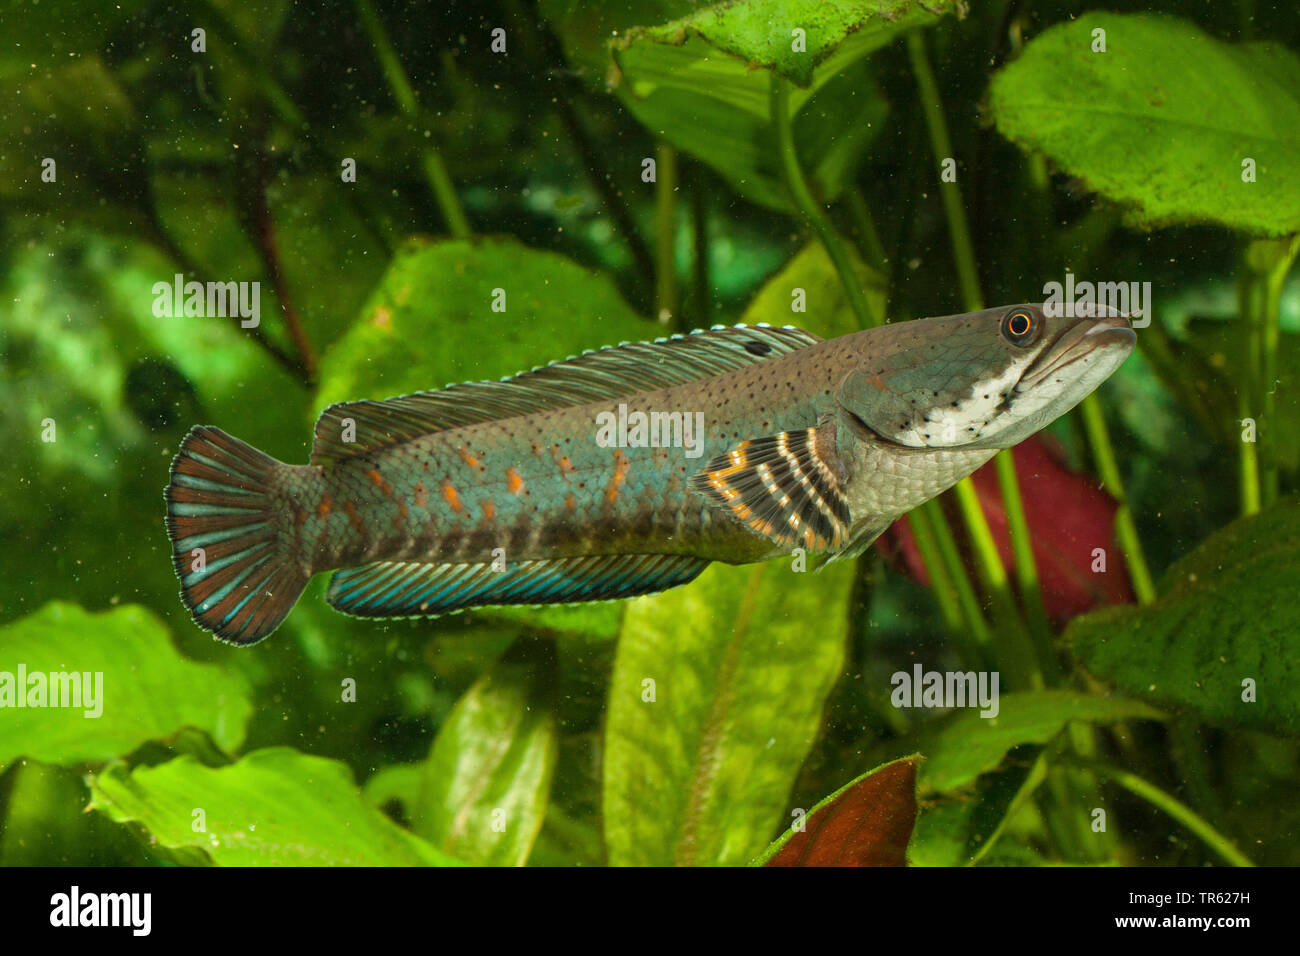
xmin=327 ymin=553 xmax=709 ymax=618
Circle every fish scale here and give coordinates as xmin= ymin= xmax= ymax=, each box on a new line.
xmin=164 ymin=304 xmax=1135 ymax=644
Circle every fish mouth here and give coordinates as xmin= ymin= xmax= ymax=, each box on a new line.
xmin=1016 ymin=314 xmax=1136 ymax=392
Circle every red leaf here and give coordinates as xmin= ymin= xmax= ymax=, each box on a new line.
xmin=877 ymin=435 xmax=1134 ymax=622
xmin=764 ymin=757 xmax=919 ymax=866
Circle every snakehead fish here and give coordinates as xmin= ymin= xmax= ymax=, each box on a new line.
xmin=164 ymin=303 xmax=1135 ymax=645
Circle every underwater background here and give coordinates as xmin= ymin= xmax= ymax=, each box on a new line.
xmin=1 ymin=0 xmax=1298 ymax=867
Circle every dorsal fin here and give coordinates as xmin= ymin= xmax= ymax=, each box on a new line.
xmin=311 ymin=324 xmax=820 ymax=464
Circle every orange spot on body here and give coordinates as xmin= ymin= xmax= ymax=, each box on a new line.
xmin=506 ymin=467 xmax=525 ymax=494
xmin=367 ymin=468 xmax=394 ymax=498
xmin=481 ymin=499 xmax=497 ymax=522
xmin=372 ymin=306 xmax=392 ymax=329
xmin=457 ymin=446 xmax=480 ymax=469
xmin=343 ymin=501 xmax=365 ymax=535
xmin=441 ymin=480 xmax=464 ymax=513
xmin=605 ymin=450 xmax=630 ymax=504
xmin=558 ymin=456 xmax=575 ymax=476
xmin=565 ymin=492 xmax=577 ymax=512
xmin=413 ymin=482 xmax=428 ymax=507
xmin=317 ymin=495 xmax=333 ymax=518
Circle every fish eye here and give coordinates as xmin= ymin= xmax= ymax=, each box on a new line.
xmin=1001 ymin=309 xmax=1037 ymax=346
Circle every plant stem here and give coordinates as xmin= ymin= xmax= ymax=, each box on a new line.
xmin=906 ymin=507 xmax=985 ymax=667
xmin=1068 ymin=759 xmax=1254 ymax=867
xmin=771 ymin=75 xmax=878 ymax=328
xmin=655 ymin=143 xmax=678 ymax=326
xmin=355 ymin=0 xmax=471 ymax=238
xmin=1080 ymin=394 xmax=1157 ymax=604
xmin=995 ymin=449 xmax=1056 ymax=676
xmin=843 ymin=185 xmax=889 ymax=274
xmin=1244 ymin=236 xmax=1300 ymax=507
xmin=905 ymin=30 xmax=981 ymax=313
xmin=239 ymin=145 xmax=319 ymax=383
xmin=421 ymin=152 xmax=472 ymax=239
xmin=921 ymin=499 xmax=992 ymax=653
xmin=505 ymin=0 xmax=656 ymax=299
xmin=953 ymin=479 xmax=1043 ymax=690
xmin=690 ymin=166 xmax=710 ymax=325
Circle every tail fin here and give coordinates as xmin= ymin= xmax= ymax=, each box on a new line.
xmin=164 ymin=426 xmax=310 ymax=645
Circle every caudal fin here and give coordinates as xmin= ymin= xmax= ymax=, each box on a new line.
xmin=164 ymin=426 xmax=309 ymax=645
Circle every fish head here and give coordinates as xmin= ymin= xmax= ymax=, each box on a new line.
xmin=836 ymin=302 xmax=1135 ymax=450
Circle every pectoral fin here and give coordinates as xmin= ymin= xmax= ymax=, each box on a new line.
xmin=689 ymin=417 xmax=851 ymax=552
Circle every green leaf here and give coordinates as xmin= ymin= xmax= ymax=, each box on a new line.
xmin=0 ymin=603 xmax=252 ymax=772
xmin=989 ymin=13 xmax=1300 ymax=236
xmin=601 ymin=1 xmax=958 ymax=211
xmin=614 ymin=57 xmax=887 ymax=212
xmin=314 ymin=236 xmax=657 ymax=416
xmin=413 ymin=640 xmax=558 ymax=866
xmin=741 ymin=241 xmax=885 ymax=339
xmin=603 ymin=560 xmax=855 ymax=866
xmin=918 ymin=691 xmax=1164 ymax=793
xmin=615 ymin=0 xmax=963 ymax=89
xmin=88 ymin=747 xmax=459 ymax=866
xmin=756 ymin=756 xmax=920 ymax=866
xmin=1067 ymin=502 xmax=1300 ymax=736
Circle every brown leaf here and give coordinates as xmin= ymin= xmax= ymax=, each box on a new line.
xmin=765 ymin=757 xmax=920 ymax=866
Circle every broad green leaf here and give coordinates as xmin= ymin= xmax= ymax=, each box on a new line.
xmin=89 ymin=747 xmax=458 ymax=866
xmin=0 ymin=603 xmax=252 ymax=772
xmin=756 ymin=756 xmax=919 ymax=866
xmin=918 ymin=691 xmax=1164 ymax=793
xmin=314 ymin=237 xmax=656 ymax=414
xmin=413 ymin=640 xmax=558 ymax=866
xmin=597 ymin=0 xmax=959 ymax=211
xmin=741 ymin=241 xmax=885 ymax=338
xmin=603 ymin=560 xmax=855 ymax=866
xmin=614 ymin=0 xmax=964 ymax=89
xmin=990 ymin=13 xmax=1300 ymax=236
xmin=1067 ymin=503 xmax=1300 ymax=736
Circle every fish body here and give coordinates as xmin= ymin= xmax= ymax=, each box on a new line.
xmin=165 ymin=303 xmax=1135 ymax=644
